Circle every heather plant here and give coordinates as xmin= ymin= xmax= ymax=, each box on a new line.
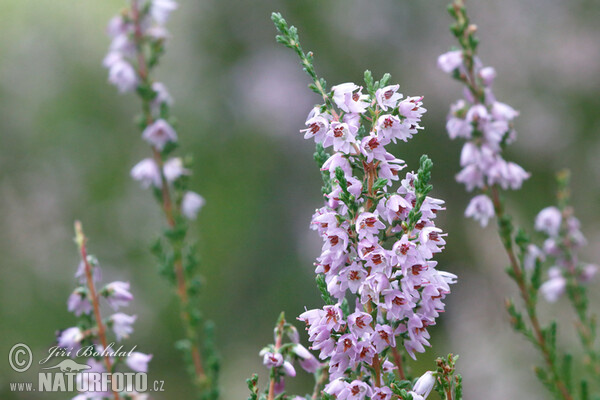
xmin=55 ymin=222 xmax=151 ymax=400
xmin=102 ymin=0 xmax=218 ymax=398
xmin=245 ymin=13 xmax=463 ymax=400
xmin=15 ymin=2 xmax=599 ymax=400
xmin=438 ymin=0 xmax=598 ymax=398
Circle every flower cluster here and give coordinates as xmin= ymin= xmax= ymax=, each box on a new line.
xmin=103 ymin=2 xmax=219 ymax=396
xmin=104 ymin=0 xmax=176 ymax=93
xmin=255 ymin=314 xmax=321 ymax=398
xmin=103 ymin=0 xmax=204 ymax=219
xmin=532 ymin=205 xmax=597 ymax=303
xmin=438 ymin=47 xmax=529 ymax=227
xmin=57 ymin=222 xmax=151 ymax=400
xmin=296 ymin=78 xmax=456 ymax=397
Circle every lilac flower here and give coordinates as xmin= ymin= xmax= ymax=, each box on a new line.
xmin=375 ymin=84 xmax=402 ymax=111
xmin=151 ymin=0 xmax=178 ymax=24
xmin=301 ymin=107 xmax=330 ymax=142
xmin=282 ymin=75 xmax=456 ymax=398
xmin=163 ymin=157 xmax=190 ymax=182
xmin=581 ymin=264 xmax=598 ymax=282
xmin=411 ymin=371 xmax=436 ymax=399
xmin=535 ymin=206 xmax=562 ymax=237
xmin=131 ymin=158 xmax=162 ymax=188
xmin=181 ymin=191 xmax=205 ymax=220
xmin=292 ymin=344 xmax=320 ymax=373
xmin=75 ymin=259 xmax=101 ymax=285
xmin=126 ymin=352 xmax=153 ymax=373
xmin=464 ymin=194 xmax=495 ymax=227
xmin=151 ymin=82 xmax=173 ymax=110
xmin=57 ymin=327 xmax=84 ymax=350
xmin=262 ymin=352 xmax=283 ymax=367
xmin=338 ymin=380 xmax=372 ymax=400
xmin=324 ymin=122 xmax=357 ymax=154
xmin=479 ymin=66 xmax=497 ymax=86
xmin=437 ymin=50 xmax=463 ymax=73
xmin=540 ymin=267 xmax=567 ymax=303
xmin=142 ymin=119 xmax=178 ymax=150
xmin=67 ymin=289 xmax=92 ymax=316
xmin=107 ymin=59 xmax=138 ymax=93
xmin=110 ymin=313 xmax=136 ymax=341
xmin=523 ymin=244 xmax=545 ymax=271
xmin=104 ymin=281 xmax=134 ymax=310
xmin=439 ymin=47 xmax=530 ymax=210
xmin=332 ymin=83 xmax=369 ymax=114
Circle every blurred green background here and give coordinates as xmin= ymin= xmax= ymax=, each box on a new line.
xmin=1 ymin=0 xmax=599 ymax=399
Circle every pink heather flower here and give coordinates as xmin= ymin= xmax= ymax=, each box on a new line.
xmin=466 ymin=104 xmax=489 ymax=123
xmin=324 ymin=378 xmax=348 ymax=397
xmin=372 ymin=324 xmax=395 ymax=352
xmin=163 ymin=157 xmax=190 ymax=182
xmin=464 ymin=194 xmax=495 ymax=227
xmin=57 ymin=327 xmax=84 ymax=350
xmin=356 ymin=212 xmax=385 ymax=238
xmin=524 ymin=244 xmax=545 ymax=271
xmin=282 ymin=361 xmax=296 ymax=377
xmin=376 ymin=114 xmax=402 ymax=143
xmin=104 ymin=281 xmax=134 ymax=310
xmin=321 ymin=152 xmax=352 ymax=179
xmin=67 ymin=289 xmax=92 ymax=316
xmin=411 ymin=371 xmax=436 ymax=398
xmin=126 ymin=352 xmax=153 ymax=373
xmin=503 ymin=162 xmax=530 ymax=190
xmin=372 ymin=387 xmax=393 ymax=400
xmin=142 ymin=119 xmax=178 ymax=150
xmin=535 ymin=206 xmax=562 ymax=237
xmin=181 ymin=191 xmax=205 ymax=220
xmin=293 ymin=344 xmax=320 ymax=373
xmin=262 ymin=352 xmax=283 ymax=368
xmin=131 ymin=158 xmax=162 ymax=188
xmin=345 ymin=90 xmax=369 ymax=114
xmin=151 ymin=0 xmax=178 ymax=24
xmin=361 ymin=135 xmax=387 ymax=162
xmin=108 ymin=59 xmax=138 ymax=93
xmin=151 ymin=82 xmax=173 ymax=110
xmin=332 ymin=83 xmax=358 ymax=108
xmin=331 ymin=83 xmax=369 ymax=114
xmin=456 ymin=164 xmax=484 ymax=191
xmin=540 ymin=267 xmax=567 ymax=303
xmin=446 ymin=116 xmax=473 ymax=140
xmin=109 ymin=34 xmax=136 ymax=58
xmin=491 ymin=101 xmax=519 ymax=121
xmin=103 ymin=52 xmax=123 ymax=69
xmin=338 ymin=380 xmax=372 ymax=400
xmin=110 ymin=313 xmax=136 ymax=341
xmin=106 ymin=16 xmax=129 ymax=38
xmin=398 ymin=96 xmax=426 ymax=123
xmin=375 ymin=84 xmax=402 ymax=111
xmin=347 ymin=311 xmax=373 ymax=338
xmin=301 ymin=107 xmax=330 ymax=142
xmin=581 ymin=264 xmax=598 ymax=282
xmin=324 ymin=122 xmax=357 ymax=154
xmin=479 ymin=66 xmax=497 ymax=86
xmin=437 ymin=50 xmax=463 ymax=73
xmin=75 ymin=260 xmax=101 ymax=284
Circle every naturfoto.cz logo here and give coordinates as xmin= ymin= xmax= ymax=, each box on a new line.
xmin=8 ymin=343 xmax=164 ymax=395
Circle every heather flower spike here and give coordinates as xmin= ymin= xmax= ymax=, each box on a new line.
xmin=103 ymin=1 xmax=219 ymax=397
xmin=440 ymin=0 xmax=598 ymax=397
xmin=55 ymin=222 xmax=152 ymax=400
xmin=245 ymin=12 xmax=463 ymax=400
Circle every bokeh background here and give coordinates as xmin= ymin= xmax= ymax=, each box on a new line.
xmin=1 ymin=0 xmax=599 ymax=399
